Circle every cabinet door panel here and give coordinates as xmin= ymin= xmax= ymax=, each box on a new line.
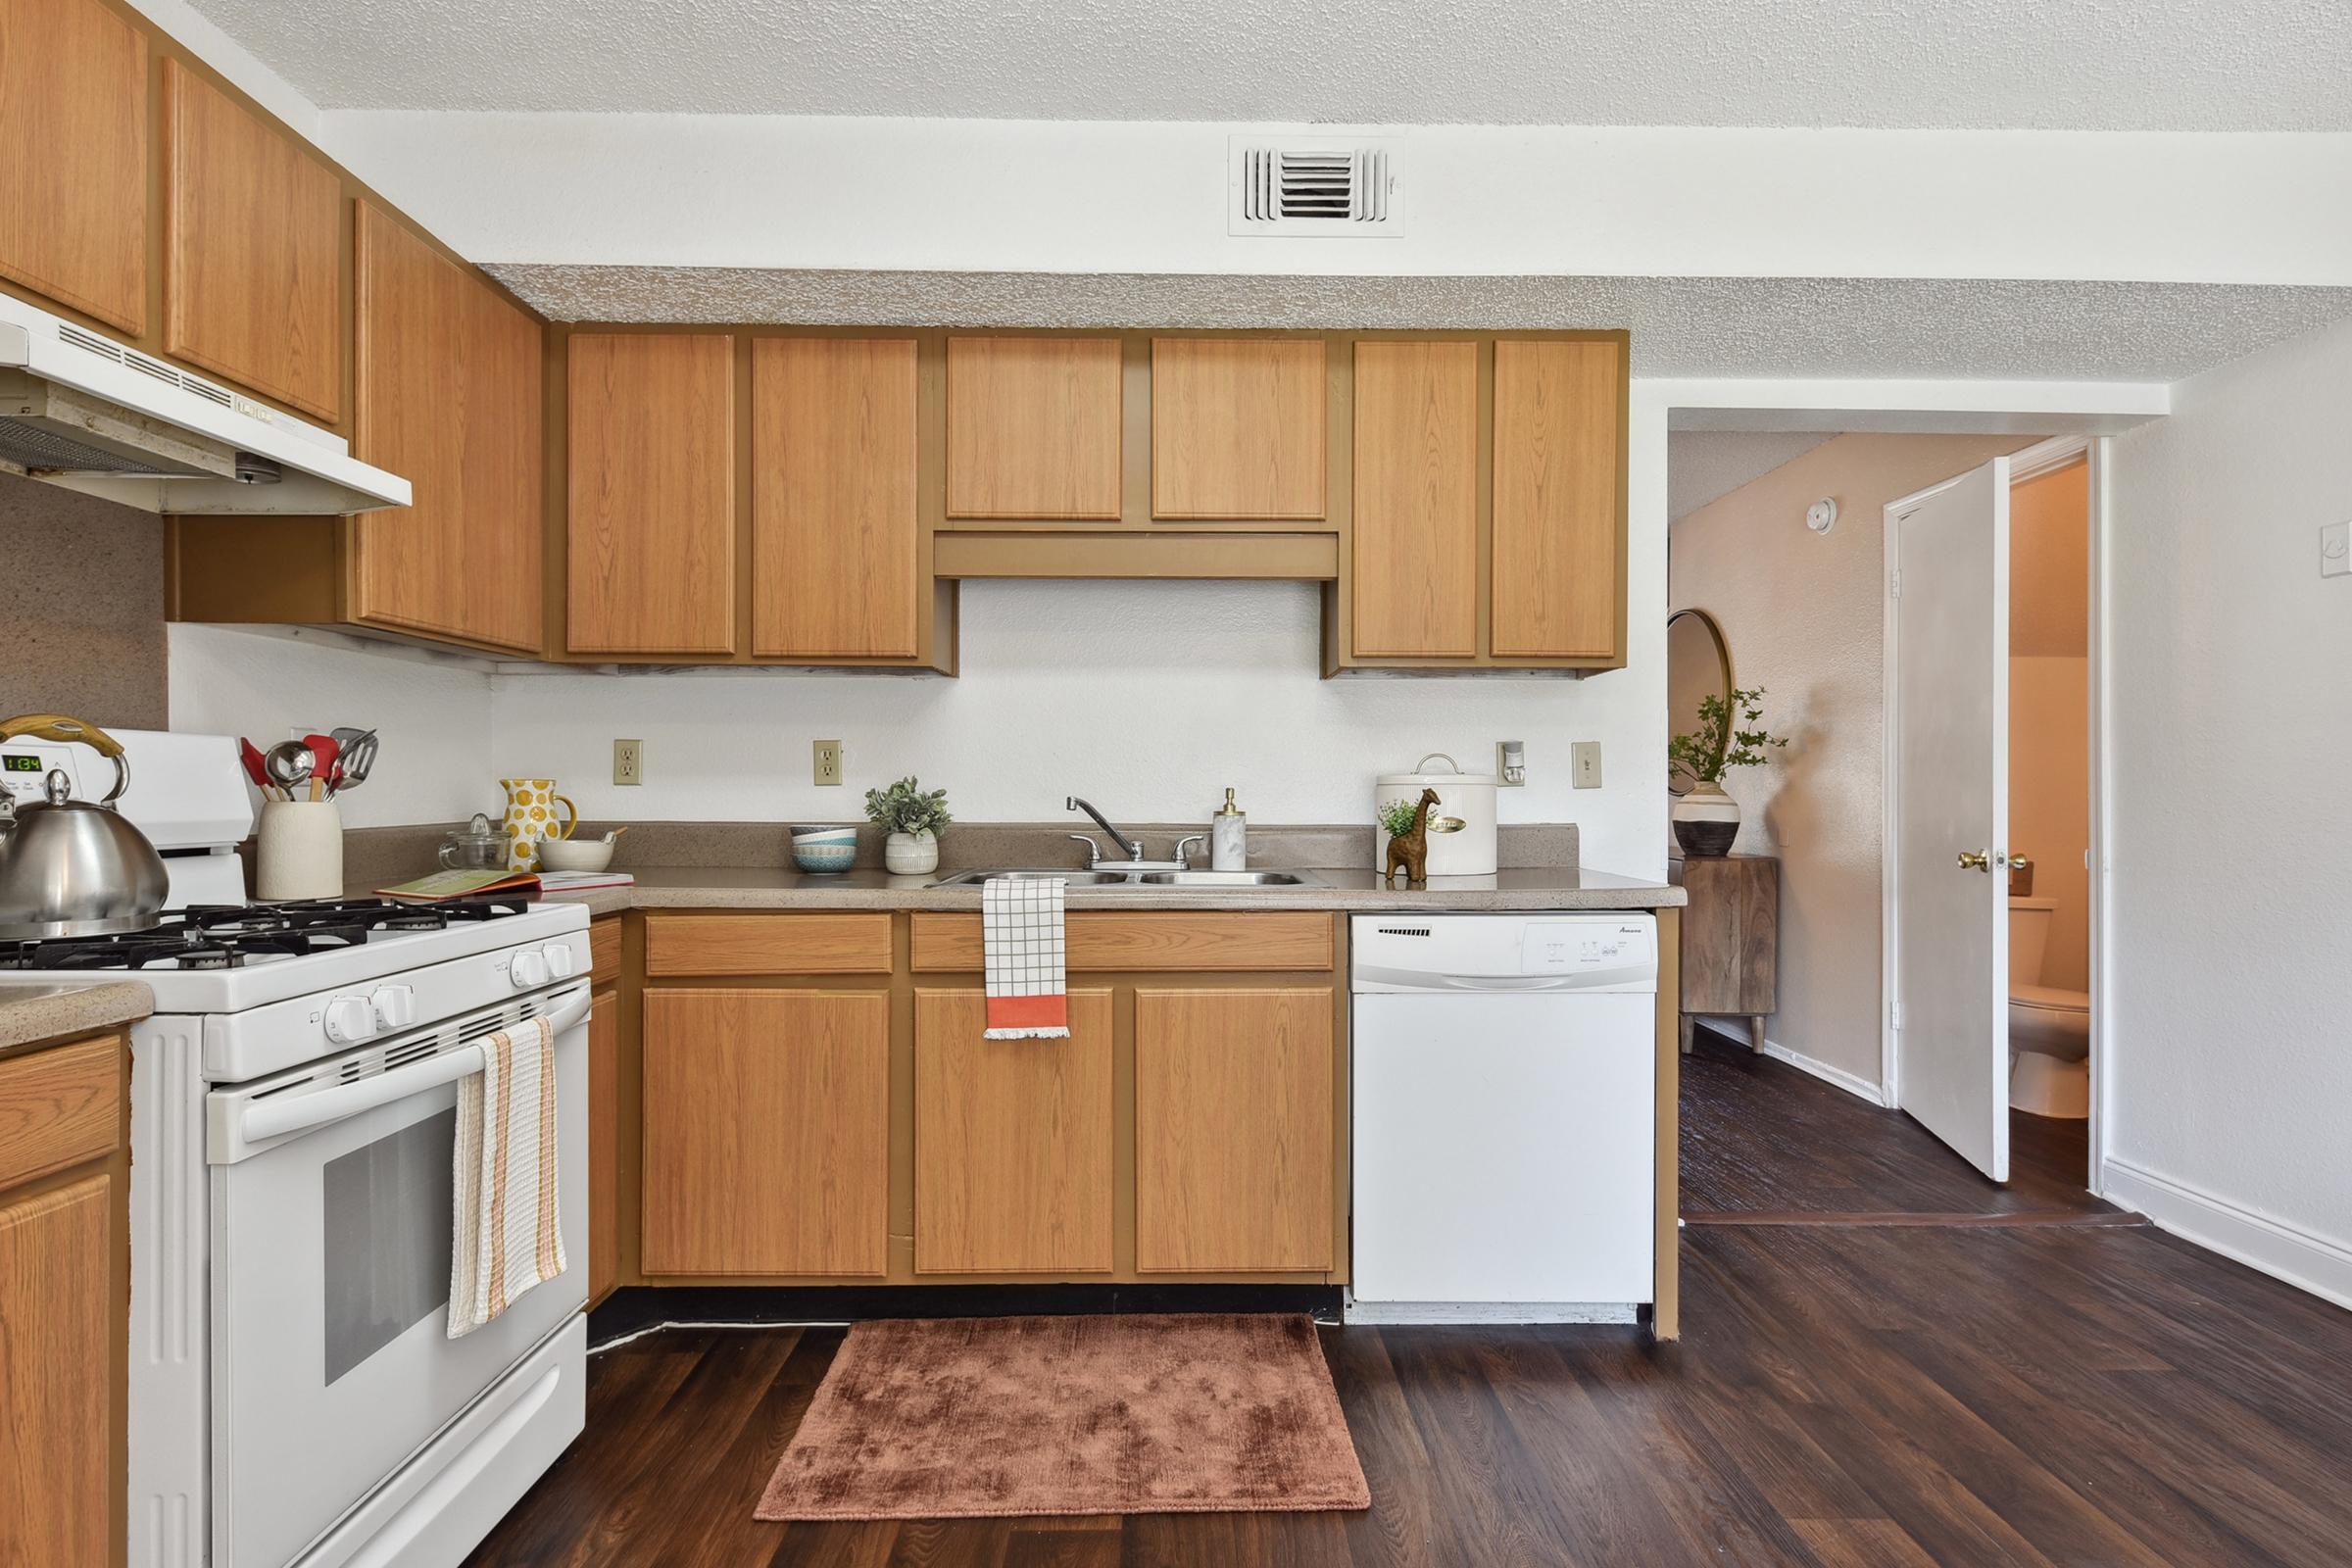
xmin=1492 ymin=339 xmax=1621 ymax=659
xmin=1151 ymin=338 xmax=1326 ymax=520
xmin=641 ymin=989 xmax=887 ymax=1275
xmin=0 ymin=1176 xmax=111 ymax=1567
xmin=1351 ymin=341 xmax=1477 ymax=658
xmin=0 ymin=0 xmax=147 ymax=331
xmin=914 ymin=989 xmax=1112 ymax=1274
xmin=352 ymin=204 xmax=544 ymax=653
xmin=587 ymin=986 xmax=618 ymax=1303
xmin=566 ymin=333 xmax=736 ymax=655
xmin=946 ymin=336 xmax=1122 ymax=519
xmin=163 ymin=62 xmax=341 ymax=420
xmin=753 ymin=337 xmax=919 ymax=658
xmin=1136 ymin=988 xmax=1334 ymax=1273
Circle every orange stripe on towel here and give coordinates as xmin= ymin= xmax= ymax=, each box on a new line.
xmin=987 ymin=993 xmax=1068 ymax=1031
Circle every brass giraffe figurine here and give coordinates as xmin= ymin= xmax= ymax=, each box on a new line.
xmin=1383 ymin=788 xmax=1443 ymax=886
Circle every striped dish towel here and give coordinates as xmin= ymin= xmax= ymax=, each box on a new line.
xmin=449 ymin=1015 xmax=566 ymax=1338
xmin=983 ymin=876 xmax=1070 ymax=1039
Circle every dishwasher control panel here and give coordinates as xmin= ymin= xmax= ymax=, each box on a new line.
xmin=1352 ymin=913 xmax=1658 ymax=994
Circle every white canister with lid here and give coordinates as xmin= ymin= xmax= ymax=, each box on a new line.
xmin=1374 ymin=752 xmax=1499 ymax=876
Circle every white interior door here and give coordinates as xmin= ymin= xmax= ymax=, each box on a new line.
xmin=1887 ymin=458 xmax=2010 ymax=1180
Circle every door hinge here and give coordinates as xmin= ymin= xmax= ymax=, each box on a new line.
xmin=1890 ymin=1000 xmax=1903 ymax=1030
xmin=1889 ymin=568 xmax=1902 ymax=599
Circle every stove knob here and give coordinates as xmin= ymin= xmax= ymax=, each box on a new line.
xmin=369 ymin=984 xmax=416 ymax=1031
xmin=542 ymin=942 xmax=576 ymax=979
xmin=511 ymin=950 xmax=550 ymax=990
xmin=323 ymin=995 xmax=376 ymax=1045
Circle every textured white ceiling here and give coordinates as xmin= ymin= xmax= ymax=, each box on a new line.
xmin=187 ymin=0 xmax=2352 ymax=130
xmin=1669 ymin=434 xmax=1837 ymax=522
xmin=478 ymin=268 xmax=2352 ymax=381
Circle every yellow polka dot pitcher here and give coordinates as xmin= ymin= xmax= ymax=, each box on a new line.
xmin=498 ymin=778 xmax=579 ymax=870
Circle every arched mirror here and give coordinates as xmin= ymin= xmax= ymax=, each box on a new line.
xmin=1667 ymin=608 xmax=1734 ymax=797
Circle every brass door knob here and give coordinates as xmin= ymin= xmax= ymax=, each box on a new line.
xmin=2008 ymin=853 xmax=2034 ymax=871
xmin=1957 ymin=851 xmax=1991 ymax=871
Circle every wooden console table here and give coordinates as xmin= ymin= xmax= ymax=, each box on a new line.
xmin=1675 ymin=854 xmax=1780 ymax=1053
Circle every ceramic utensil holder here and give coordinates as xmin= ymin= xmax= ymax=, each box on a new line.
xmin=256 ymin=799 xmax=344 ymax=901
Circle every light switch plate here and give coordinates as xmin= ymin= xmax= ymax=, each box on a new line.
xmin=813 ymin=740 xmax=843 ymax=785
xmin=612 ymin=738 xmax=643 ymax=786
xmin=1571 ymin=741 xmax=1602 ymax=789
xmin=2324 ymin=519 xmax=2350 ymax=578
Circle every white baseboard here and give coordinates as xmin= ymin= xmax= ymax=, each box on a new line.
xmin=1691 ymin=1018 xmax=1887 ymax=1105
xmin=2101 ymin=1156 xmax=2352 ymax=1312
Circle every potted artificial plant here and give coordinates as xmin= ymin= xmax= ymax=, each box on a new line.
xmin=1668 ymin=688 xmax=1788 ymax=856
xmin=865 ymin=776 xmax=952 ymax=875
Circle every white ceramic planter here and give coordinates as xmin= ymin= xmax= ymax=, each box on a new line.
xmin=885 ymin=830 xmax=940 ymax=876
xmin=1671 ymin=780 xmax=1741 ymax=857
xmin=256 ymin=799 xmax=344 ymax=900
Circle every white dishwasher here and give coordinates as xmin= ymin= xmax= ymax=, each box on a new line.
xmin=1349 ymin=912 xmax=1658 ymax=1323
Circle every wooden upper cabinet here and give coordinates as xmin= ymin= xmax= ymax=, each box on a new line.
xmin=163 ymin=62 xmax=341 ymax=421
xmin=752 ymin=337 xmax=919 ymax=659
xmin=0 ymin=0 xmax=147 ymax=332
xmin=1492 ymin=339 xmax=1623 ymax=659
xmin=946 ymin=336 xmax=1122 ymax=519
xmin=566 ymin=333 xmax=736 ymax=655
xmin=351 ymin=204 xmax=544 ymax=653
xmin=1151 ymin=338 xmax=1326 ymax=521
xmin=1350 ymin=341 xmax=1479 ymax=659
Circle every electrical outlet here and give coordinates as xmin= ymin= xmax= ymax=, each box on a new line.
xmin=1571 ymin=741 xmax=1603 ymax=789
xmin=2324 ymin=519 xmax=2350 ymax=579
xmin=813 ymin=740 xmax=843 ymax=786
xmin=612 ymin=738 xmax=643 ymax=786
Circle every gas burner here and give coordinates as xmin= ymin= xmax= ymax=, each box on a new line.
xmin=0 ymin=896 xmax=534 ymax=972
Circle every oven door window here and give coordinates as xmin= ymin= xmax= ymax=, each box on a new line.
xmin=321 ymin=1106 xmax=456 ymax=1385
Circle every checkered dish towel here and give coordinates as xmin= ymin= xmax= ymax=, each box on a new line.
xmin=449 ymin=1015 xmax=566 ymax=1337
xmin=983 ymin=876 xmax=1071 ymax=1039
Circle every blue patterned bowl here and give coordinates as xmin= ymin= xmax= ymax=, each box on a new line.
xmin=791 ymin=826 xmax=858 ymax=874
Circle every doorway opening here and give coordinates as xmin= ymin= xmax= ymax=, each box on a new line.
xmin=1666 ymin=426 xmax=2109 ymax=1216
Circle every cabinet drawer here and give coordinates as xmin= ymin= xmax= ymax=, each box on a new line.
xmin=910 ymin=911 xmax=1333 ymax=973
xmin=589 ymin=917 xmax=622 ymax=986
xmin=0 ymin=1033 xmax=122 ymax=1191
xmin=644 ymin=913 xmax=894 ymax=976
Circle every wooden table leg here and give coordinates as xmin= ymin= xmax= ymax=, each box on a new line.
xmin=1748 ymin=1015 xmax=1767 ymax=1054
xmin=1679 ymin=1013 xmax=1693 ymax=1054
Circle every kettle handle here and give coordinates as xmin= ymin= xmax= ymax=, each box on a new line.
xmin=0 ymin=713 xmax=130 ymax=803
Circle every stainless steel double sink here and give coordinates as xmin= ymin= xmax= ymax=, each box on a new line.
xmin=926 ymin=867 xmax=1325 ymax=890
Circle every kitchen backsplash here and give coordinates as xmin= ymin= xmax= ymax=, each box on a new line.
xmin=0 ymin=472 xmax=168 ymax=729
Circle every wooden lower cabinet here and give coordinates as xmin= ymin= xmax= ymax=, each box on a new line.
xmin=1135 ymin=988 xmax=1335 ymax=1273
xmin=586 ymin=984 xmax=619 ymax=1303
xmin=913 ymin=989 xmax=1113 ymax=1273
xmin=640 ymin=989 xmax=889 ymax=1276
xmin=0 ymin=1174 xmax=112 ymax=1566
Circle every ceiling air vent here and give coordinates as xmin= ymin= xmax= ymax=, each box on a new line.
xmin=1229 ymin=137 xmax=1401 ymax=236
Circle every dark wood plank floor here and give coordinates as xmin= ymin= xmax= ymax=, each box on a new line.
xmin=466 ymin=1038 xmax=2352 ymax=1567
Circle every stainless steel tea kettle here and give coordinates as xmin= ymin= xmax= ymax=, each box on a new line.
xmin=0 ymin=713 xmax=169 ymax=940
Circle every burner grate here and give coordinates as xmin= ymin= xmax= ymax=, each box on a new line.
xmin=0 ymin=895 xmax=534 ymax=972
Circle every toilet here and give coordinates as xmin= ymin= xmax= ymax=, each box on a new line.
xmin=2009 ymin=897 xmax=2089 ymax=1118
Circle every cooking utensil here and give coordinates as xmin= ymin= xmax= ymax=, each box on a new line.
xmin=264 ymin=740 xmax=315 ymax=799
xmin=0 ymin=713 xmax=170 ymax=939
xmin=238 ymin=738 xmax=277 ymax=798
xmin=438 ymin=811 xmax=506 ymax=871
xmin=301 ymin=735 xmax=340 ymax=803
xmin=333 ymin=730 xmax=379 ymax=796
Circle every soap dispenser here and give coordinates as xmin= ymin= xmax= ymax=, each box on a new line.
xmin=1210 ymin=788 xmax=1248 ymax=871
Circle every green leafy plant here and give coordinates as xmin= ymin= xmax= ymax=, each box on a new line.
xmin=1669 ymin=688 xmax=1788 ymax=786
xmin=1378 ymin=797 xmax=1423 ymax=838
xmin=863 ymin=776 xmax=952 ymax=836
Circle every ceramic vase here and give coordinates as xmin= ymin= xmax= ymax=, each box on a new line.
xmin=1672 ymin=780 xmax=1741 ymax=857
xmin=256 ymin=799 xmax=344 ymax=900
xmin=499 ymin=777 xmax=579 ymax=870
xmin=885 ymin=829 xmax=940 ymax=876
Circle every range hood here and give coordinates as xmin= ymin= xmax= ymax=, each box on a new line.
xmin=0 ymin=290 xmax=410 ymax=514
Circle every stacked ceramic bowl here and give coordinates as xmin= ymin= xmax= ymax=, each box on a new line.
xmin=791 ymin=825 xmax=858 ymax=874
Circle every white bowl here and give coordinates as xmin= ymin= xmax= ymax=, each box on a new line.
xmin=536 ymin=837 xmax=615 ymax=872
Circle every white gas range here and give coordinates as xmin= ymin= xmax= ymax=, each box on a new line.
xmin=0 ymin=733 xmax=591 ymax=1568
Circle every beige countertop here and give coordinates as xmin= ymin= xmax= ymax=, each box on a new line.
xmin=0 ymin=980 xmax=153 ymax=1053
xmin=537 ymin=864 xmax=1685 ymax=918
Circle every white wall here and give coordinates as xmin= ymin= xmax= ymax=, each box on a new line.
xmin=168 ymin=624 xmax=495 ymax=830
xmin=2100 ymin=316 xmax=2352 ymax=1308
xmin=318 ymin=115 xmax=2352 ymax=286
xmin=488 ymin=579 xmax=1668 ymax=875
xmin=1667 ymin=432 xmax=2037 ymax=1090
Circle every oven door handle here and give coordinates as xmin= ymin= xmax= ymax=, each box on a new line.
xmin=230 ymin=985 xmax=594 ymax=1151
